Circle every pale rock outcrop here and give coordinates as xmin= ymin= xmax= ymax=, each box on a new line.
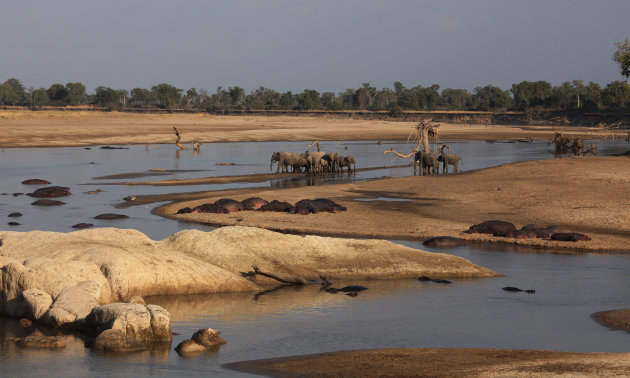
xmin=125 ymin=296 xmax=146 ymax=305
xmin=163 ymin=227 xmax=497 ymax=281
xmin=22 ymin=289 xmax=53 ymax=320
xmin=14 ymin=335 xmax=66 ymax=349
xmin=83 ymin=303 xmax=172 ymax=343
xmin=42 ymin=280 xmax=101 ymax=328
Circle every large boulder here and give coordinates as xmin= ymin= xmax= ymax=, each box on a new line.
xmin=92 ymin=329 xmax=146 ymax=352
xmin=42 ymin=280 xmax=101 ymax=328
xmin=22 ymin=289 xmax=53 ymax=320
xmin=83 ymin=303 xmax=172 ymax=343
xmin=175 ymin=328 xmax=226 ymax=355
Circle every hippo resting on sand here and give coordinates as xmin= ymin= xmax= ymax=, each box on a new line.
xmin=466 ymin=220 xmax=516 ymax=236
xmin=550 ymin=232 xmax=591 ymax=242
xmin=260 ymin=200 xmax=295 ymax=213
xmin=241 ymin=197 xmax=269 ymax=210
xmin=191 ymin=199 xmax=244 ymax=214
xmin=423 ymin=236 xmax=468 ymax=248
xmin=293 ymin=199 xmax=347 ymax=215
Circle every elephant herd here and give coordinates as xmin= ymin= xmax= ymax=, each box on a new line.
xmin=413 ymin=145 xmax=463 ymax=175
xmin=271 ymin=151 xmax=356 ymax=174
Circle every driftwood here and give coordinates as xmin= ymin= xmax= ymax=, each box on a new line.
xmin=193 ymin=140 xmax=202 ymax=152
xmin=173 ymin=127 xmax=187 ymax=150
xmin=383 ymin=120 xmax=439 ymax=159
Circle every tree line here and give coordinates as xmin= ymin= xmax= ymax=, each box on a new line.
xmin=2 ymin=78 xmax=629 ymax=114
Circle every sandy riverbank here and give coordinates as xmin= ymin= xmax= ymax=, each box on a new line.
xmin=0 ymin=109 xmax=626 ymax=148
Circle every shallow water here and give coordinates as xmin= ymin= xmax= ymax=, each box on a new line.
xmin=2 ymin=242 xmax=629 ymax=377
xmin=1 ymin=139 xmax=628 ymax=240
xmin=1 ymin=139 xmax=629 ymax=376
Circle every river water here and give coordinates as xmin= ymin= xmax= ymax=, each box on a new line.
xmin=1 ymin=139 xmax=629 ymax=376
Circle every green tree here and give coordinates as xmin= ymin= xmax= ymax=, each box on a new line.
xmin=151 ymin=83 xmax=182 ymax=107
xmin=474 ymin=85 xmax=511 ymax=110
xmin=0 ymin=78 xmax=26 ymax=105
xmin=510 ymin=81 xmax=552 ymax=110
xmin=46 ymin=83 xmax=69 ymax=105
xmin=94 ymin=86 xmax=119 ymax=108
xmin=613 ymin=38 xmax=630 ymax=79
xmin=65 ymin=82 xmax=87 ymax=105
xmin=296 ymin=89 xmax=321 ymax=110
xmin=31 ymin=88 xmax=49 ymax=106
xmin=602 ymin=80 xmax=630 ymax=109
xmin=129 ymin=88 xmax=154 ymax=106
xmin=441 ymin=88 xmax=471 ymax=109
xmin=278 ymin=91 xmax=296 ymax=109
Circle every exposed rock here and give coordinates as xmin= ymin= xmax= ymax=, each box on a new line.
xmin=125 ymin=296 xmax=146 ymax=305
xmin=191 ymin=328 xmax=226 ymax=350
xmin=14 ymin=335 xmax=66 ymax=349
xmin=31 ymin=199 xmax=66 ymax=206
xmin=92 ymin=329 xmax=146 ymax=352
xmin=83 ymin=303 xmax=172 ymax=343
xmin=175 ymin=339 xmax=208 ymax=354
xmin=22 ymin=288 xmax=53 ymax=320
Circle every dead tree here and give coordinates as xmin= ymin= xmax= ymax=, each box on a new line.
xmin=569 ymin=137 xmax=584 ymax=156
xmin=383 ymin=120 xmax=440 ymax=159
xmin=307 ymin=141 xmax=321 ymax=152
xmin=173 ymin=127 xmax=187 ymax=150
xmin=550 ymin=132 xmax=572 ymax=153
xmin=583 ymin=142 xmax=598 ymax=156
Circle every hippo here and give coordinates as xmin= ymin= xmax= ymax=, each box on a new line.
xmin=512 ymin=230 xmax=538 ymax=239
xmin=503 ymin=287 xmax=535 ymax=294
xmin=293 ymin=199 xmax=347 ymax=215
xmin=12 ymin=193 xmax=24 ymax=196
xmin=21 ymin=179 xmax=51 ymax=185
xmin=94 ymin=213 xmax=129 ymax=220
xmin=191 ymin=199 xmax=244 ymax=214
xmin=550 ymin=232 xmax=591 ymax=242
xmin=326 ymin=285 xmax=368 ymax=294
xmin=8 ymin=212 xmax=22 ymax=218
xmin=260 ymin=200 xmax=295 ymax=213
xmin=72 ymin=223 xmax=94 ymax=229
xmin=241 ymin=197 xmax=269 ymax=210
xmin=521 ymin=224 xmax=542 ymax=231
xmin=422 ymin=236 xmax=468 ymax=248
xmin=31 ymin=199 xmax=66 ymax=206
xmin=27 ymin=186 xmax=71 ymax=198
xmin=8 ymin=222 xmax=20 ymax=226
xmin=466 ymin=220 xmax=516 ymax=235
xmin=176 ymin=207 xmax=193 ymax=214
xmin=418 ymin=276 xmax=452 ymax=284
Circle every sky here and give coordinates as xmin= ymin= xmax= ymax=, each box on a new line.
xmin=1 ymin=0 xmax=629 ymax=94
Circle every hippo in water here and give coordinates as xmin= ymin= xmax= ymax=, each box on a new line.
xmin=27 ymin=186 xmax=71 ymax=198
xmin=260 ymin=200 xmax=295 ymax=213
xmin=550 ymin=232 xmax=591 ymax=242
xmin=503 ymin=286 xmax=535 ymax=294
xmin=31 ymin=199 xmax=66 ymax=206
xmin=241 ymin=197 xmax=269 ymax=210
xmin=466 ymin=220 xmax=516 ymax=236
xmin=422 ymin=236 xmax=468 ymax=248
xmin=21 ymin=179 xmax=51 ymax=185
xmin=94 ymin=213 xmax=129 ymax=220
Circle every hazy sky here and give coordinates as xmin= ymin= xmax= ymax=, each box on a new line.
xmin=1 ymin=0 xmax=629 ymax=94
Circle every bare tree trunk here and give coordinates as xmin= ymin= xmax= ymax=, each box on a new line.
xmin=173 ymin=127 xmax=187 ymax=150
xmin=383 ymin=120 xmax=439 ymax=158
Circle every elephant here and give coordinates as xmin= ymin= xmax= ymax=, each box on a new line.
xmin=292 ymin=156 xmax=310 ymax=172
xmin=270 ymin=151 xmax=302 ymax=173
xmin=437 ymin=153 xmax=463 ymax=174
xmin=336 ymin=155 xmax=356 ymax=173
xmin=421 ymin=152 xmax=439 ymax=175
xmin=324 ymin=152 xmax=339 ymax=172
xmin=303 ymin=151 xmax=327 ymax=174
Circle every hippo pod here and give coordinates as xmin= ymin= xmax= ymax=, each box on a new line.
xmin=27 ymin=186 xmax=71 ymax=198
xmin=422 ymin=236 xmax=467 ymax=248
xmin=260 ymin=200 xmax=295 ymax=213
xmin=466 ymin=220 xmax=516 ymax=235
xmin=293 ymin=198 xmax=347 ymax=215
xmin=241 ymin=197 xmax=269 ymax=210
xmin=550 ymin=232 xmax=591 ymax=242
xmin=191 ymin=199 xmax=245 ymax=214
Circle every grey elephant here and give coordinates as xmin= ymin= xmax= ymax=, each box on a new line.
xmin=324 ymin=152 xmax=339 ymax=172
xmin=336 ymin=155 xmax=356 ymax=173
xmin=413 ymin=150 xmax=426 ymax=175
xmin=303 ymin=151 xmax=327 ymax=174
xmin=292 ymin=155 xmax=310 ymax=172
xmin=422 ymin=151 xmax=439 ymax=175
xmin=437 ymin=153 xmax=463 ymax=174
xmin=271 ymin=151 xmax=301 ymax=173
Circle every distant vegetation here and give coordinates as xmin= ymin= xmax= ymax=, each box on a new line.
xmin=1 ymin=41 xmax=628 ymax=115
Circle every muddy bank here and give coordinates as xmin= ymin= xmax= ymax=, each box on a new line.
xmin=152 ymin=157 xmax=630 ymax=253
xmin=224 ymin=348 xmax=630 ymax=377
xmin=592 ymin=309 xmax=630 ymax=334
